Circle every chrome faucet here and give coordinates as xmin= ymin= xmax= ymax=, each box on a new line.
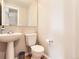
xmin=0 ymin=25 xmax=5 ymax=33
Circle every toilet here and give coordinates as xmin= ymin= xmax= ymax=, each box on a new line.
xmin=25 ymin=33 xmax=44 ymax=59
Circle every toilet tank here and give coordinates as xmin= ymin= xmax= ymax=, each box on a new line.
xmin=25 ymin=33 xmax=37 ymax=46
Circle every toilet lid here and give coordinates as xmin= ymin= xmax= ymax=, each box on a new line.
xmin=31 ymin=45 xmax=44 ymax=53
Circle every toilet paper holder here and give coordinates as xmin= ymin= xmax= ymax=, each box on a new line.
xmin=46 ymin=39 xmax=53 ymax=44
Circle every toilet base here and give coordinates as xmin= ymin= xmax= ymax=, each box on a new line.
xmin=31 ymin=57 xmax=41 ymax=59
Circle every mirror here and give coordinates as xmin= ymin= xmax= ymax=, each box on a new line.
xmin=0 ymin=2 xmax=2 ymax=25
xmin=2 ymin=0 xmax=37 ymax=26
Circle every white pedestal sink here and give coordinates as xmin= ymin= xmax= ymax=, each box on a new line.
xmin=0 ymin=33 xmax=22 ymax=59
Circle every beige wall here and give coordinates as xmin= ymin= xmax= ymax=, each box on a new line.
xmin=27 ymin=0 xmax=37 ymax=26
xmin=0 ymin=0 xmax=1 ymax=3
xmin=38 ymin=0 xmax=76 ymax=59
xmin=0 ymin=42 xmax=6 ymax=59
xmin=18 ymin=7 xmax=28 ymax=26
xmin=76 ymin=0 xmax=79 ymax=59
xmin=38 ymin=0 xmax=50 ymax=54
xmin=64 ymin=0 xmax=76 ymax=59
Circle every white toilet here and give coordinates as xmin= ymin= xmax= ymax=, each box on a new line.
xmin=25 ymin=33 xmax=44 ymax=59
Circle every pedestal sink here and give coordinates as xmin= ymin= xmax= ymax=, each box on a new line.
xmin=0 ymin=33 xmax=22 ymax=59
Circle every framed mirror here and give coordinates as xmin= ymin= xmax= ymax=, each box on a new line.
xmin=2 ymin=0 xmax=38 ymax=26
xmin=4 ymin=6 xmax=18 ymax=26
xmin=0 ymin=3 xmax=2 ymax=25
xmin=0 ymin=0 xmax=2 ymax=25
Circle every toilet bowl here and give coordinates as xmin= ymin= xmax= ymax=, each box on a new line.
xmin=25 ymin=33 xmax=44 ymax=59
xmin=31 ymin=45 xmax=44 ymax=59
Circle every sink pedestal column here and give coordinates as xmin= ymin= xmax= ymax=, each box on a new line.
xmin=6 ymin=42 xmax=14 ymax=59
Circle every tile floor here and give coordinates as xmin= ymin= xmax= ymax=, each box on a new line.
xmin=25 ymin=55 xmax=47 ymax=59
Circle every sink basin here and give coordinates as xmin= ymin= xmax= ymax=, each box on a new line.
xmin=0 ymin=33 xmax=22 ymax=42
xmin=0 ymin=33 xmax=23 ymax=59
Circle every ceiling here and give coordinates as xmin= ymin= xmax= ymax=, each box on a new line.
xmin=4 ymin=0 xmax=34 ymax=7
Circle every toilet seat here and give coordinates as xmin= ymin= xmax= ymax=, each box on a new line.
xmin=31 ymin=45 xmax=44 ymax=53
